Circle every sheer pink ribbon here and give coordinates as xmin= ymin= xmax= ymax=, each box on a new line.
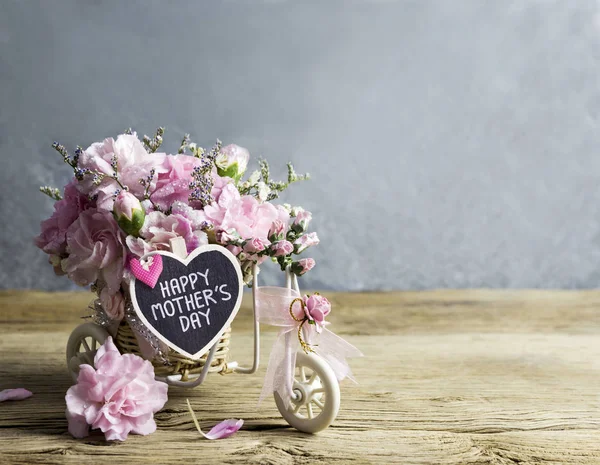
xmin=255 ymin=286 xmax=363 ymax=407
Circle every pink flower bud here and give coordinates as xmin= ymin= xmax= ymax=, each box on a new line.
xmin=112 ymin=191 xmax=145 ymax=237
xmin=215 ymin=144 xmax=250 ymax=181
xmin=243 ymin=237 xmax=270 ymax=254
xmin=292 ymin=210 xmax=312 ymax=233
xmin=268 ymin=220 xmax=287 ymax=241
xmin=291 ymin=258 xmax=315 ymax=276
xmin=294 ymin=232 xmax=320 ymax=253
xmin=270 ymin=240 xmax=294 ymax=257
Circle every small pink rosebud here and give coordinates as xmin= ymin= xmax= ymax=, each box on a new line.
xmin=292 ymin=210 xmax=312 ymax=233
xmin=270 ymin=240 xmax=294 ymax=257
xmin=268 ymin=220 xmax=287 ymax=241
xmin=294 ymin=232 xmax=320 ymax=253
xmin=291 ymin=258 xmax=315 ymax=276
xmin=113 ymin=191 xmax=145 ymax=237
xmin=243 ymin=237 xmax=270 ymax=254
xmin=217 ymin=229 xmax=241 ymax=245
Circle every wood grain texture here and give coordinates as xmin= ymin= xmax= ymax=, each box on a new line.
xmin=0 ymin=289 xmax=599 ymax=464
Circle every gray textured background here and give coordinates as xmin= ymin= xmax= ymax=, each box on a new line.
xmin=2 ymin=0 xmax=600 ymax=291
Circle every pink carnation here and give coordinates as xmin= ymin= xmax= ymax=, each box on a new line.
xmin=201 ymin=184 xmax=289 ymax=241
xmin=127 ymin=203 xmax=208 ymax=258
xmin=294 ymin=232 xmax=320 ymax=253
xmin=62 ymin=209 xmax=127 ymax=294
xmin=243 ymin=237 xmax=270 ymax=254
xmin=150 ymin=154 xmax=202 ymax=211
xmin=77 ymin=134 xmax=166 ymax=211
xmin=291 ymin=258 xmax=315 ymax=276
xmin=65 ymin=337 xmax=168 ymax=441
xmin=35 ymin=180 xmax=93 ymax=258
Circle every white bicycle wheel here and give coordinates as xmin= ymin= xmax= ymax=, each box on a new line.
xmin=274 ymin=351 xmax=340 ymax=433
xmin=66 ymin=323 xmax=110 ymax=382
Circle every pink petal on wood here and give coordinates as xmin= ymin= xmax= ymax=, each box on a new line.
xmin=186 ymin=399 xmax=243 ymax=440
xmin=0 ymin=388 xmax=32 ymax=402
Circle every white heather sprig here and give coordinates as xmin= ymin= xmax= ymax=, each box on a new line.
xmin=142 ymin=127 xmax=165 ymax=153
xmin=238 ymin=159 xmax=309 ymax=201
xmin=39 ymin=186 xmax=63 ymax=201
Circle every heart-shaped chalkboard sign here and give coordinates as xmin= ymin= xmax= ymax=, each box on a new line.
xmin=129 ymin=245 xmax=243 ymax=360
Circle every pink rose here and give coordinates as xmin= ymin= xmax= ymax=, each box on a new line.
xmin=150 ymin=154 xmax=202 ymax=211
xmin=243 ymin=237 xmax=270 ymax=254
xmin=62 ymin=209 xmax=127 ymax=294
xmin=270 ymin=240 xmax=294 ymax=257
xmin=77 ymin=134 xmax=166 ymax=211
xmin=302 ymin=294 xmax=331 ymax=332
xmin=99 ymin=287 xmax=126 ymax=321
xmin=65 ymin=337 xmax=168 ymax=441
xmin=35 ymin=180 xmax=93 ymax=257
xmin=291 ymin=258 xmax=315 ymax=276
xmin=294 ymin=232 xmax=320 ymax=253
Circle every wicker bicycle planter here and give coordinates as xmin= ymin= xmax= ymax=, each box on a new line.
xmin=114 ymin=318 xmax=232 ymax=380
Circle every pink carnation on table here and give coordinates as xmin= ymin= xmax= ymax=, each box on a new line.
xmin=126 ymin=203 xmax=208 ymax=258
xmin=150 ymin=154 xmax=202 ymax=211
xmin=76 ymin=134 xmax=166 ymax=211
xmin=62 ymin=209 xmax=127 ymax=294
xmin=270 ymin=240 xmax=294 ymax=257
xmin=201 ymin=184 xmax=289 ymax=241
xmin=35 ymin=179 xmax=94 ymax=258
xmin=65 ymin=337 xmax=168 ymax=442
xmin=302 ymin=294 xmax=331 ymax=333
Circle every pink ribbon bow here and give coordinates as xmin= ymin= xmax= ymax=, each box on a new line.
xmin=255 ymin=287 xmax=363 ymax=407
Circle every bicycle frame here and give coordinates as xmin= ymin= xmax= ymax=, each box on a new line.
xmin=159 ymin=264 xmax=300 ymax=387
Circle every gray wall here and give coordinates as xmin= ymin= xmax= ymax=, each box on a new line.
xmin=2 ymin=0 xmax=600 ymax=291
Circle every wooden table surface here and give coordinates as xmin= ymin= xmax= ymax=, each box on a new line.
xmin=0 ymin=289 xmax=599 ymax=464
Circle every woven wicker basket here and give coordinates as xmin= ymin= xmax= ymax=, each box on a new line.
xmin=114 ymin=319 xmax=232 ymax=381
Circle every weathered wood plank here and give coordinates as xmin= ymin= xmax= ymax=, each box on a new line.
xmin=0 ymin=290 xmax=599 ymax=464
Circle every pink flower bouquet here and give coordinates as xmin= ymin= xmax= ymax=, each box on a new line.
xmin=36 ymin=128 xmax=319 ymax=324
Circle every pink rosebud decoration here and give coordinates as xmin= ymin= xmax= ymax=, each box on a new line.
xmin=65 ymin=337 xmax=168 ymax=442
xmin=113 ymin=191 xmax=145 ymax=237
xmin=0 ymin=388 xmax=33 ymax=402
xmin=291 ymin=258 xmax=315 ymax=276
xmin=302 ymin=294 xmax=331 ymax=333
xmin=270 ymin=240 xmax=294 ymax=257
xmin=294 ymin=232 xmax=320 ymax=254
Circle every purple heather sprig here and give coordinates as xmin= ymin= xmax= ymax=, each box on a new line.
xmin=188 ymin=139 xmax=222 ymax=207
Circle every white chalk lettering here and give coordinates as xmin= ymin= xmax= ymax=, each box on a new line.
xmin=164 ymin=300 xmax=175 ymax=317
xmin=197 ymin=269 xmax=210 ymax=286
xmin=190 ymin=311 xmax=202 ymax=329
xmin=159 ymin=281 xmax=170 ymax=299
xmin=170 ymin=278 xmax=182 ymax=296
xmin=172 ymin=296 xmax=184 ymax=314
xmin=219 ymin=284 xmax=231 ymax=301
xmin=189 ymin=273 xmax=198 ymax=290
xmin=203 ymin=289 xmax=216 ymax=305
xmin=179 ymin=315 xmax=190 ymax=332
xmin=180 ymin=275 xmax=189 ymax=293
xmin=193 ymin=290 xmax=205 ymax=309
xmin=151 ymin=303 xmax=164 ymax=320
xmin=184 ymin=294 xmax=195 ymax=312
xmin=198 ymin=308 xmax=211 ymax=326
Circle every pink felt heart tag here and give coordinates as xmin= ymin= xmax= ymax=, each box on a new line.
xmin=130 ymin=255 xmax=163 ymax=289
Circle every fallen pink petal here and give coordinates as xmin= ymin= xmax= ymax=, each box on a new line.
xmin=186 ymin=399 xmax=243 ymax=440
xmin=0 ymin=388 xmax=33 ymax=402
xmin=205 ymin=419 xmax=244 ymax=440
